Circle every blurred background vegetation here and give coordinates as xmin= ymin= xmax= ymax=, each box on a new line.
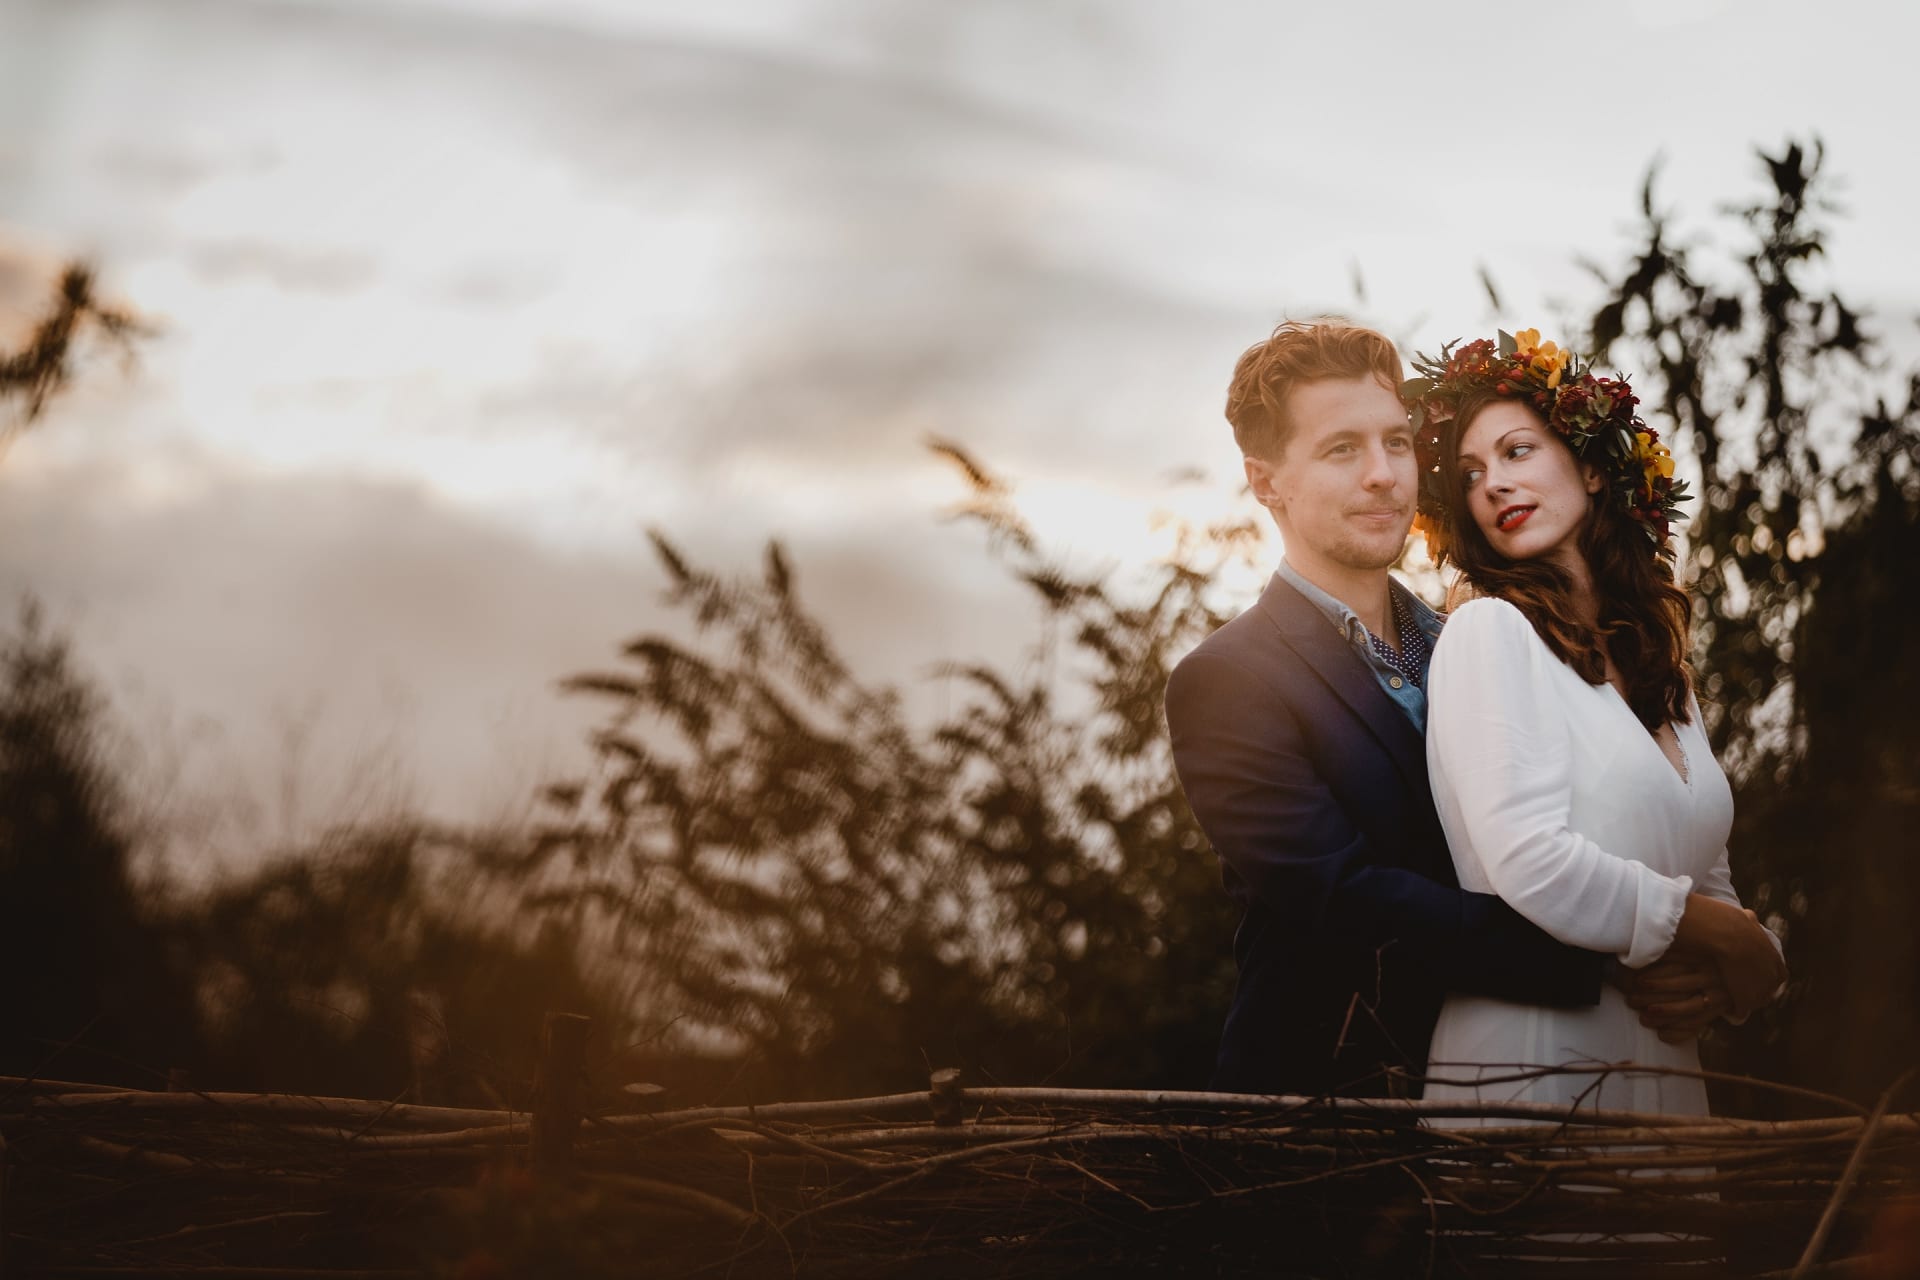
xmin=4 ymin=140 xmax=1914 ymax=1116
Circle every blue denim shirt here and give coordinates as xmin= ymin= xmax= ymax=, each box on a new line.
xmin=1277 ymin=559 xmax=1446 ymax=731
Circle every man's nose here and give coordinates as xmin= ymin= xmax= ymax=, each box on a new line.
xmin=1361 ymin=442 xmax=1398 ymax=488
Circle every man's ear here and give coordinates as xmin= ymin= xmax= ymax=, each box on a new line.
xmin=1245 ymin=453 xmax=1283 ymax=513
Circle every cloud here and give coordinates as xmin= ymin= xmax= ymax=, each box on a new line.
xmin=92 ymin=137 xmax=278 ymax=197
xmin=426 ymin=262 xmax=552 ymax=311
xmin=0 ymin=434 xmax=1044 ymax=865
xmin=186 ymin=240 xmax=379 ymax=294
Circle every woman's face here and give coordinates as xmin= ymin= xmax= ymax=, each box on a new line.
xmin=1455 ymin=399 xmax=1603 ymax=572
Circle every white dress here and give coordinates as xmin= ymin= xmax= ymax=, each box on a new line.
xmin=1423 ymin=597 xmax=1743 ymax=1121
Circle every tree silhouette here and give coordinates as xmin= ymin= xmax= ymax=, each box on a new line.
xmin=0 ymin=263 xmax=145 ymax=452
xmin=0 ymin=601 xmax=195 ymax=1083
xmin=535 ymin=452 xmax=1252 ymax=1098
xmin=1582 ymin=139 xmax=1920 ymax=1106
xmin=179 ymin=825 xmax=627 ymax=1106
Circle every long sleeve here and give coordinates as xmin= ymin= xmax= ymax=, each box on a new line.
xmin=1425 ymin=598 xmax=1692 ymax=969
xmin=1693 ymin=848 xmax=1741 ymax=908
xmin=1166 ymin=646 xmax=1605 ymax=1006
xmin=1687 ymin=704 xmax=1786 ymax=967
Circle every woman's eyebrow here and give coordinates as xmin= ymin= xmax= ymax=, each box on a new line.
xmin=1459 ymin=427 xmax=1538 ymax=467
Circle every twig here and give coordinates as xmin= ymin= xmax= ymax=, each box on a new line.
xmin=103 ymin=1211 xmax=332 ymax=1248
xmin=1792 ymin=1069 xmax=1914 ymax=1278
xmin=581 ymin=1173 xmax=756 ymax=1227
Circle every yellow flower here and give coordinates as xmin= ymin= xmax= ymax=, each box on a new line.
xmin=1636 ymin=430 xmax=1675 ymax=481
xmin=1513 ymin=328 xmax=1571 ymax=386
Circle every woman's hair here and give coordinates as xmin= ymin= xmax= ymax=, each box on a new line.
xmin=1440 ymin=389 xmax=1692 ymax=729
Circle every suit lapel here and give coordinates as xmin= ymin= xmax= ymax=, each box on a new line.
xmin=1256 ymin=573 xmax=1428 ymax=790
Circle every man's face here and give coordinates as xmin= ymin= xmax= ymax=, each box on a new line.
xmin=1243 ymin=375 xmax=1416 ymax=576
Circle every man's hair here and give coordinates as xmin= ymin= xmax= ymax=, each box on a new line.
xmin=1225 ymin=319 xmax=1403 ymax=459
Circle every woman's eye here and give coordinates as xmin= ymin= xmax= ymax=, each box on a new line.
xmin=1462 ymin=468 xmax=1483 ymax=487
xmin=1508 ymin=443 xmax=1533 ymax=460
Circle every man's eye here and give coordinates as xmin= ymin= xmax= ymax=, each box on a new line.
xmin=1387 ymin=436 xmax=1413 ymax=452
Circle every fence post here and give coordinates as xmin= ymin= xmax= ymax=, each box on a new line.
xmin=930 ymin=1067 xmax=963 ymax=1126
xmin=531 ymin=1012 xmax=592 ymax=1182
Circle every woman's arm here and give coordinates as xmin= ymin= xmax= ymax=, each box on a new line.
xmin=1427 ymin=601 xmax=1784 ymax=1009
xmin=1425 ymin=599 xmax=1693 ymax=966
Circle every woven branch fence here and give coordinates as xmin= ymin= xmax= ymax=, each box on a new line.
xmin=2 ymin=1015 xmax=1916 ymax=1279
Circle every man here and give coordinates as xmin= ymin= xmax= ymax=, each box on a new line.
xmin=1165 ymin=319 xmax=1721 ymax=1096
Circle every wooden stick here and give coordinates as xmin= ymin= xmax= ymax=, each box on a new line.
xmin=531 ymin=1011 xmax=591 ymax=1182
xmin=104 ymin=1210 xmax=331 ymax=1248
xmin=929 ymin=1068 xmax=963 ymax=1126
xmin=1792 ymin=1070 xmax=1913 ymax=1278
xmin=31 ymin=1090 xmax=517 ymax=1129
xmin=583 ymin=1173 xmax=755 ymax=1226
xmin=38 ymin=1270 xmax=420 ymax=1278
xmin=600 ymin=1087 xmax=1899 ymax=1135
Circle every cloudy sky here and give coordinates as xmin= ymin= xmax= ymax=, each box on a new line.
xmin=2 ymin=0 xmax=1915 ymax=872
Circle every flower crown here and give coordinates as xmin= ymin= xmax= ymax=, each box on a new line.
xmin=1401 ymin=328 xmax=1689 ymax=562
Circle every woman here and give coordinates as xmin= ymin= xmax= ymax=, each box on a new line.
xmin=1404 ymin=330 xmax=1785 ymax=1120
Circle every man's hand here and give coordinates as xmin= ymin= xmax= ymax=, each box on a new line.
xmin=1613 ymin=954 xmax=1731 ymax=1044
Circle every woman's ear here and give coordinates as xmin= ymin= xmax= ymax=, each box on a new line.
xmin=1581 ymin=462 xmax=1606 ymax=495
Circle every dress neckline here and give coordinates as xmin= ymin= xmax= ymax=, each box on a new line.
xmin=1601 ymin=682 xmax=1691 ymax=789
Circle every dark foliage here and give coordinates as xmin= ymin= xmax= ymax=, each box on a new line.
xmin=0 ymin=600 xmax=195 ymax=1083
xmin=177 ymin=826 xmax=630 ymax=1107
xmin=0 ymin=263 xmax=145 ymax=434
xmin=1580 ymin=140 xmax=1920 ymax=1107
xmin=0 ymin=265 xmax=624 ymax=1102
xmin=537 ymin=452 xmax=1255 ymax=1099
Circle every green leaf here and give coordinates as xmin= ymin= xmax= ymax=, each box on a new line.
xmin=1497 ymin=330 xmax=1517 ymax=356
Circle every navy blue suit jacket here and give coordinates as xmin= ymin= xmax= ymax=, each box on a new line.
xmin=1165 ymin=573 xmax=1606 ymax=1096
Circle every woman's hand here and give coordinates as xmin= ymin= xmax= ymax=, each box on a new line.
xmin=1616 ymin=954 xmax=1731 ymax=1043
xmin=1670 ymin=894 xmax=1787 ymax=1019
